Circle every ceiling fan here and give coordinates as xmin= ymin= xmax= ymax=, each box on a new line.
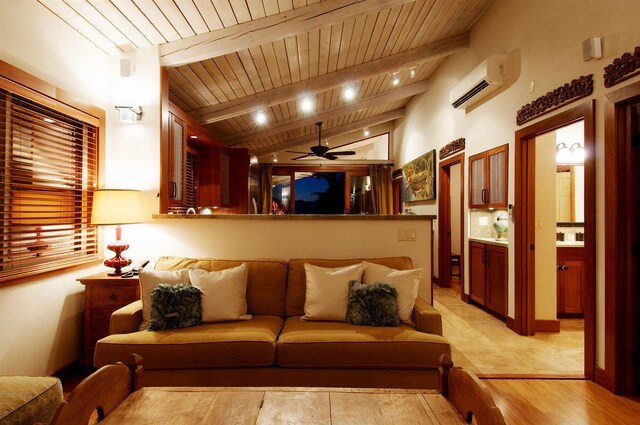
xmin=287 ymin=122 xmax=356 ymax=160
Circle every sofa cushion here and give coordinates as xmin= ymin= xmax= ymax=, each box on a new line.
xmin=286 ymin=257 xmax=414 ymax=317
xmin=276 ymin=317 xmax=450 ymax=369
xmin=362 ymin=262 xmax=422 ymax=325
xmin=154 ymin=257 xmax=287 ymax=317
xmin=189 ymin=264 xmax=252 ymax=323
xmin=302 ymin=262 xmax=364 ymax=321
xmin=148 ymin=283 xmax=202 ymax=331
xmin=95 ymin=315 xmax=283 ymax=369
xmin=345 ymin=280 xmax=400 ymax=327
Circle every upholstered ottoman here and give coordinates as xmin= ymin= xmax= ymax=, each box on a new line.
xmin=0 ymin=376 xmax=63 ymax=425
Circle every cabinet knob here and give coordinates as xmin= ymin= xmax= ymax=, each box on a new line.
xmin=109 ymin=293 xmax=116 ymax=300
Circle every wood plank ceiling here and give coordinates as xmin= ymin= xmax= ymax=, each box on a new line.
xmin=36 ymin=0 xmax=494 ymax=161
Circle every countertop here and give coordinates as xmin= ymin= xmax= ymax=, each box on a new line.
xmin=152 ymin=214 xmax=437 ymax=220
xmin=556 ymin=241 xmax=584 ymax=248
xmin=468 ymin=237 xmax=509 ymax=247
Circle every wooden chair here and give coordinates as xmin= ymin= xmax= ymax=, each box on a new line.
xmin=439 ymin=354 xmax=506 ymax=425
xmin=49 ymin=354 xmax=142 ymax=425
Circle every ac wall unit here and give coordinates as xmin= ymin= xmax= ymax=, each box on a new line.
xmin=450 ymin=54 xmax=508 ymax=109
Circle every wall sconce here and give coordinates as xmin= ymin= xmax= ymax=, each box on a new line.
xmin=115 ymin=104 xmax=142 ymax=123
xmin=556 ymin=142 xmax=585 ymax=164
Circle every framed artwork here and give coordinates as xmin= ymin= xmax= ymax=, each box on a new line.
xmin=402 ymin=149 xmax=436 ymax=202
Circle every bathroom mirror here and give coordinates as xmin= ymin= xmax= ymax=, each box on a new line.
xmin=556 ymin=165 xmax=584 ymax=223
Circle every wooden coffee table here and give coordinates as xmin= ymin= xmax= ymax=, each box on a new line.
xmin=100 ymin=386 xmax=469 ymax=424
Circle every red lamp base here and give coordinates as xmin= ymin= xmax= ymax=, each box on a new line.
xmin=105 ymin=242 xmax=132 ymax=276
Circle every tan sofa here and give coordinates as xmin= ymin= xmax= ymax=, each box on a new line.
xmin=94 ymin=256 xmax=451 ymax=389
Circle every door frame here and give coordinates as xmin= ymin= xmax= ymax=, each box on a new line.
xmin=603 ymin=80 xmax=640 ymax=394
xmin=438 ymin=153 xmax=465 ymax=291
xmin=513 ymin=101 xmax=596 ymax=379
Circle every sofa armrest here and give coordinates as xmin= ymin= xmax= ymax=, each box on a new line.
xmin=413 ymin=297 xmax=443 ymax=336
xmin=109 ymin=300 xmax=143 ymax=335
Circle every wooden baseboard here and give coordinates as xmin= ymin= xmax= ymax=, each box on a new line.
xmin=476 ymin=373 xmax=586 ymax=380
xmin=432 ymin=275 xmax=439 ymax=285
xmin=461 ymin=292 xmax=469 ymax=303
xmin=52 ymin=359 xmax=83 ymax=384
xmin=594 ymin=366 xmax=614 ymax=392
xmin=535 ymin=319 xmax=560 ymax=333
xmin=506 ymin=316 xmax=515 ymax=331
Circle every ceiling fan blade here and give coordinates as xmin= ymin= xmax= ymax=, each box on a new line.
xmin=323 ymin=154 xmax=338 ymax=160
xmin=286 ymin=150 xmax=310 ymax=154
xmin=329 ymin=151 xmax=356 ymax=155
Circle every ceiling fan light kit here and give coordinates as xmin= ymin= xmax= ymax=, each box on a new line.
xmin=286 ymin=122 xmax=356 ymax=161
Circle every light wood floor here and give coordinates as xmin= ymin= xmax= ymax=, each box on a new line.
xmin=434 ymin=282 xmax=584 ymax=376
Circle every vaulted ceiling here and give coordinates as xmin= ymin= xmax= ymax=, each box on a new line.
xmin=36 ymin=0 xmax=494 ymax=161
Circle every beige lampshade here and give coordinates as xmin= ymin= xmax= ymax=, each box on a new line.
xmin=91 ymin=189 xmax=144 ymax=225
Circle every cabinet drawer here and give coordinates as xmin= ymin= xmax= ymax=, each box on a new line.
xmin=90 ymin=286 xmax=138 ymax=306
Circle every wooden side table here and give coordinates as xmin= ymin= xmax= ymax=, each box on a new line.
xmin=78 ymin=273 xmax=140 ymax=366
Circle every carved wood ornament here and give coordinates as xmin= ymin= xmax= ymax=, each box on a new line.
xmin=604 ymin=46 xmax=640 ymax=88
xmin=516 ymin=75 xmax=593 ymax=126
xmin=439 ymin=138 xmax=465 ymax=160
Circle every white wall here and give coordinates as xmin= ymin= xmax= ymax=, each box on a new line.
xmin=393 ymin=0 xmax=640 ymax=368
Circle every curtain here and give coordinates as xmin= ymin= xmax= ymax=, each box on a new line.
xmin=258 ymin=165 xmax=273 ymax=214
xmin=369 ymin=164 xmax=393 ymax=215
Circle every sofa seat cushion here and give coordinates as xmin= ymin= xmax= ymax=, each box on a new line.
xmin=95 ymin=315 xmax=283 ymax=370
xmin=276 ymin=317 xmax=450 ymax=369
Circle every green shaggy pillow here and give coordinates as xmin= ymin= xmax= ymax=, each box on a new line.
xmin=148 ymin=283 xmax=202 ymax=331
xmin=345 ymin=280 xmax=400 ymax=327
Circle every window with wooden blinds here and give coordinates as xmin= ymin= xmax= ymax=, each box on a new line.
xmin=0 ymin=89 xmax=99 ymax=282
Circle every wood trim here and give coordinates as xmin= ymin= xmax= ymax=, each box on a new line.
xmin=461 ymin=292 xmax=470 ymax=303
xmin=475 ymin=373 xmax=586 ymax=380
xmin=516 ymin=75 xmax=593 ymax=125
xmin=594 ymin=366 xmax=614 ymax=392
xmin=514 ymin=101 xmax=596 ymax=380
xmin=604 ymin=46 xmax=640 ymax=87
xmin=159 ymin=0 xmax=416 ymax=67
xmin=603 ymin=80 xmax=640 ymax=394
xmin=505 ymin=315 xmax=515 ymax=331
xmin=160 ymin=68 xmax=170 ymax=213
xmin=438 ymin=153 xmax=465 ymax=291
xmin=439 ymin=138 xmax=465 ymax=160
xmin=195 ymin=33 xmax=470 ymax=124
xmin=535 ymin=320 xmax=560 ymax=333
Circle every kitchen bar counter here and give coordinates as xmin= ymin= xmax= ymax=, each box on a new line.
xmin=153 ymin=214 xmax=437 ymax=220
xmin=468 ymin=237 xmax=508 ymax=247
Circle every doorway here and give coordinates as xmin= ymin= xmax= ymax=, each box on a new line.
xmin=438 ymin=153 xmax=464 ymax=292
xmin=514 ymin=101 xmax=595 ymax=379
xmin=604 ymin=81 xmax=640 ymax=395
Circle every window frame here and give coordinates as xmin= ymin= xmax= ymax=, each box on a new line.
xmin=0 ymin=60 xmax=104 ymax=287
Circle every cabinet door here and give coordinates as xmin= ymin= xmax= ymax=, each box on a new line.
xmin=469 ymin=154 xmax=486 ymax=208
xmin=557 ymin=260 xmax=584 ymax=314
xmin=469 ymin=242 xmax=486 ymax=304
xmin=486 ymin=245 xmax=507 ymax=316
xmin=169 ymin=114 xmax=186 ymax=205
xmin=487 ymin=145 xmax=508 ymax=208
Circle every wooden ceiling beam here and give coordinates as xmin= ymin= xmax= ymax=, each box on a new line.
xmin=252 ymin=108 xmax=406 ymax=157
xmin=195 ymin=32 xmax=469 ymax=124
xmin=224 ymin=80 xmax=428 ymax=146
xmin=159 ymin=0 xmax=416 ymax=67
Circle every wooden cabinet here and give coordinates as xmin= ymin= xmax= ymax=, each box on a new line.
xmin=557 ymin=247 xmax=584 ymax=316
xmin=469 ymin=241 xmax=508 ymax=317
xmin=78 ymin=273 xmax=140 ymax=365
xmin=469 ymin=144 xmax=508 ymax=208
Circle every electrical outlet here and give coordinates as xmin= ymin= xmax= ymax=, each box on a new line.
xmin=398 ymin=228 xmax=406 ymax=241
xmin=409 ymin=229 xmax=417 ymax=240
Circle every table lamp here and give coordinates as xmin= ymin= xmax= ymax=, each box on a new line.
xmin=91 ymin=189 xmax=144 ymax=275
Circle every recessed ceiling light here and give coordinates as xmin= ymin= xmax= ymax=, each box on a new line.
xmin=273 ymin=154 xmax=278 ymax=163
xmin=409 ymin=67 xmax=416 ymax=78
xmin=392 ymin=72 xmax=400 ymax=86
xmin=363 ymin=128 xmax=370 ymax=137
xmin=43 ymin=118 xmax=55 ymax=123
xmin=300 ymin=97 xmax=314 ymax=113
xmin=343 ymin=86 xmax=355 ymax=101
xmin=255 ymin=111 xmax=267 ymax=125
xmin=189 ymin=135 xmax=198 ymax=139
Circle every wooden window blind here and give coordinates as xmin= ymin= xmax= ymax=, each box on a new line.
xmin=0 ymin=88 xmax=99 ymax=282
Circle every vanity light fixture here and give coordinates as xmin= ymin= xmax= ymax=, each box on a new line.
xmin=115 ymin=104 xmax=142 ymax=123
xmin=555 ymin=142 xmax=571 ymax=163
xmin=570 ymin=142 xmax=585 ymax=163
xmin=392 ymin=71 xmax=401 ymax=86
xmin=255 ymin=110 xmax=267 ymax=125
xmin=343 ymin=86 xmax=356 ymax=101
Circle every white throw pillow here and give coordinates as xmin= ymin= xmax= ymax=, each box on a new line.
xmin=188 ymin=264 xmax=252 ymax=323
xmin=362 ymin=262 xmax=423 ymax=325
xmin=139 ymin=268 xmax=191 ymax=330
xmin=302 ymin=262 xmax=365 ymax=321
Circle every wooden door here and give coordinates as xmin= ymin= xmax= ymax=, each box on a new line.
xmin=557 ymin=260 xmax=584 ymax=315
xmin=169 ymin=113 xmax=186 ymax=206
xmin=468 ymin=154 xmax=486 ymax=208
xmin=486 ymin=245 xmax=507 ymax=316
xmin=487 ymin=145 xmax=508 ymax=208
xmin=469 ymin=242 xmax=486 ymax=304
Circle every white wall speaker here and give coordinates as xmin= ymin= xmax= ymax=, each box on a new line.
xmin=582 ymin=37 xmax=602 ymax=61
xmin=120 ymin=58 xmax=133 ymax=77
